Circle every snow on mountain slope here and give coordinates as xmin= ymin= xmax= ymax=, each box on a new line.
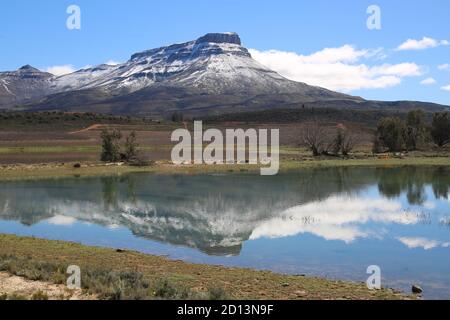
xmin=0 ymin=33 xmax=366 ymax=114
xmin=0 ymin=65 xmax=53 ymax=107
xmin=50 ymin=32 xmax=348 ymax=99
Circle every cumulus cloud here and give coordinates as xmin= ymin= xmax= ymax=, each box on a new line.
xmin=420 ymin=78 xmax=437 ymax=85
xmin=441 ymin=85 xmax=450 ymax=91
xmin=45 ymin=64 xmax=76 ymax=76
xmin=250 ymin=46 xmax=422 ymax=92
xmin=250 ymin=196 xmax=423 ymax=244
xmin=396 ymin=37 xmax=450 ymax=51
xmin=397 ymin=237 xmax=449 ymax=250
xmin=438 ymin=64 xmax=450 ymax=71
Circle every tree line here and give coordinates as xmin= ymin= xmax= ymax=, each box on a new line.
xmin=373 ymin=110 xmax=450 ymax=152
xmin=301 ymin=110 xmax=450 ymax=156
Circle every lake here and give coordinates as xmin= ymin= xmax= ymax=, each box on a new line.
xmin=0 ymin=167 xmax=449 ymax=299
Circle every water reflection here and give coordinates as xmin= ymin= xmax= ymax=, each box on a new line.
xmin=0 ymin=167 xmax=448 ymax=257
xmin=377 ymin=167 xmax=450 ymax=204
xmin=250 ymin=196 xmax=428 ymax=243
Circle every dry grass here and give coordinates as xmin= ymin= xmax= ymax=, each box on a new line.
xmin=0 ymin=234 xmax=409 ymax=300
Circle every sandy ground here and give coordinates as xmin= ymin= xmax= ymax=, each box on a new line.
xmin=0 ymin=272 xmax=95 ymax=300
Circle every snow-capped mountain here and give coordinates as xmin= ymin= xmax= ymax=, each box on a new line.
xmin=1 ymin=33 xmax=447 ymax=115
xmin=0 ymin=65 xmax=53 ymax=107
xmin=46 ymin=32 xmax=347 ymax=96
xmin=0 ymin=33 xmax=361 ymax=115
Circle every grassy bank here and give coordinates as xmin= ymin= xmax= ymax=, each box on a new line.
xmin=0 ymin=234 xmax=408 ymax=300
xmin=0 ymin=156 xmax=449 ymax=181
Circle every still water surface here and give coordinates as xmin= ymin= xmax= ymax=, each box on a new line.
xmin=0 ymin=167 xmax=449 ymax=298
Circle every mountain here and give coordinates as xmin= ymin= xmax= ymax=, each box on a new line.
xmin=1 ymin=32 xmax=448 ymax=116
xmin=0 ymin=65 xmax=53 ymax=108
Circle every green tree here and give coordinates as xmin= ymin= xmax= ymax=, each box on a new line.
xmin=124 ymin=131 xmax=139 ymax=162
xmin=375 ymin=117 xmax=406 ymax=152
xmin=100 ymin=129 xmax=122 ymax=162
xmin=171 ymin=112 xmax=184 ymax=122
xmin=405 ymin=109 xmax=428 ymax=151
xmin=431 ymin=112 xmax=450 ymax=147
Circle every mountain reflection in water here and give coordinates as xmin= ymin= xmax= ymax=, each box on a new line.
xmin=0 ymin=167 xmax=449 ymax=256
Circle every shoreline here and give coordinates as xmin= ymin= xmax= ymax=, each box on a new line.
xmin=0 ymin=234 xmax=409 ymax=300
xmin=0 ymin=157 xmax=449 ymax=181
xmin=0 ymin=157 xmax=446 ymax=299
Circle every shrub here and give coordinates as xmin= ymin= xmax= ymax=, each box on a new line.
xmin=7 ymin=293 xmax=28 ymax=300
xmin=154 ymin=279 xmax=178 ymax=299
xmin=100 ymin=129 xmax=122 ymax=162
xmin=208 ymin=287 xmax=229 ymax=300
xmin=31 ymin=290 xmax=49 ymax=300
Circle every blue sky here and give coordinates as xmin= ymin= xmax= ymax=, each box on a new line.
xmin=1 ymin=0 xmax=449 ymax=104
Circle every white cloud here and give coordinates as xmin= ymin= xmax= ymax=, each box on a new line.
xmin=396 ymin=37 xmax=450 ymax=51
xmin=423 ymin=201 xmax=437 ymax=209
xmin=441 ymin=85 xmax=450 ymax=91
xmin=397 ymin=237 xmax=450 ymax=250
xmin=46 ymin=215 xmax=76 ymax=226
xmin=105 ymin=60 xmax=121 ymax=66
xmin=438 ymin=64 xmax=450 ymax=71
xmin=46 ymin=65 xmax=76 ymax=76
xmin=420 ymin=78 xmax=437 ymax=85
xmin=45 ymin=60 xmax=120 ymax=75
xmin=250 ymin=196 xmax=423 ymax=244
xmin=250 ymin=46 xmax=422 ymax=92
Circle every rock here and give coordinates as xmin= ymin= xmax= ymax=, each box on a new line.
xmin=281 ymin=283 xmax=290 ymax=287
xmin=294 ymin=290 xmax=307 ymax=297
xmin=196 ymin=32 xmax=242 ymax=45
xmin=412 ymin=285 xmax=423 ymax=294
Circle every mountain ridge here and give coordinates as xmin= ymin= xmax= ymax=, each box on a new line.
xmin=1 ymin=32 xmax=448 ymax=116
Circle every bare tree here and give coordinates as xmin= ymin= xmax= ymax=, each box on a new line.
xmin=334 ymin=128 xmax=357 ymax=156
xmin=301 ymin=122 xmax=331 ymax=156
xmin=342 ymin=132 xmax=357 ymax=156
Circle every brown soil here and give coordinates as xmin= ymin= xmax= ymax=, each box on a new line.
xmin=0 ymin=272 xmax=95 ymax=300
